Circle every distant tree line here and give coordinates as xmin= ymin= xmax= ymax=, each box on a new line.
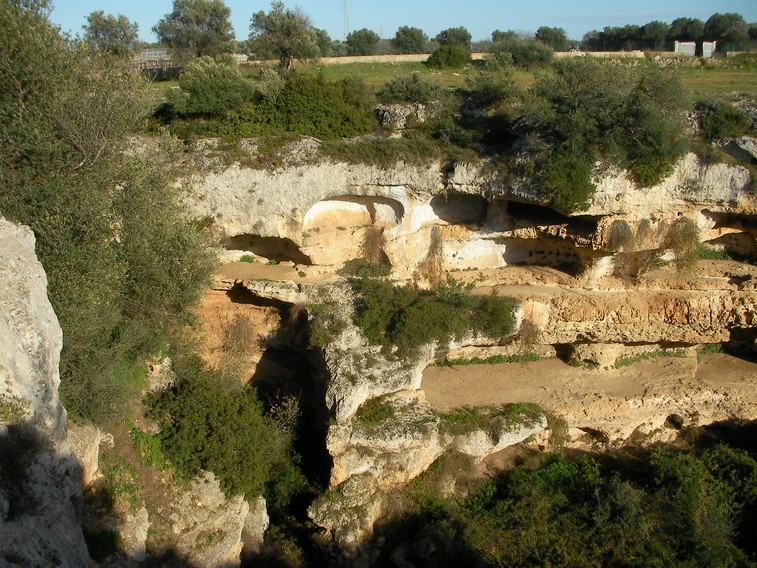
xmin=581 ymin=12 xmax=756 ymax=52
xmin=82 ymin=0 xmax=754 ymax=66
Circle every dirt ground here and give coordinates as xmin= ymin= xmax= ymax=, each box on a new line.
xmin=422 ymin=353 xmax=757 ymax=413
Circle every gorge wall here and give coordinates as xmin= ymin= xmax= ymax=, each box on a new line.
xmin=189 ymin=141 xmax=757 ymax=552
xmin=0 ymin=215 xmax=90 ymax=567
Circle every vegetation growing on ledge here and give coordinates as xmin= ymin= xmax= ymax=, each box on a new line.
xmin=437 ymin=403 xmax=544 ymax=436
xmin=379 ymin=443 xmax=757 ymax=566
xmin=147 ymin=355 xmax=306 ymax=503
xmin=346 ymin=269 xmax=518 ymax=359
xmin=522 ymin=58 xmax=690 ymax=211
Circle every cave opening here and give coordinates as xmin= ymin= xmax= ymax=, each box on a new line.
xmin=224 ymin=234 xmax=312 ymax=265
xmin=430 ymin=192 xmax=488 ymax=225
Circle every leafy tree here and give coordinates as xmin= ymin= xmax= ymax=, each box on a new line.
xmin=668 ymin=17 xmax=705 ymax=42
xmin=314 ymin=27 xmax=331 ymax=56
xmin=153 ymin=0 xmax=234 ymax=58
xmin=249 ymin=1 xmax=320 ymax=71
xmin=346 ymin=27 xmax=380 ymax=55
xmin=434 ymin=26 xmax=471 ymax=50
xmin=83 ymin=10 xmax=139 ymax=57
xmin=641 ymin=20 xmax=669 ymax=50
xmin=491 ymin=29 xmax=520 ymax=43
xmin=534 ymin=26 xmax=569 ymax=51
xmin=391 ymin=25 xmax=428 ymax=54
xmin=1 ymin=2 xmax=216 ymax=422
xmin=704 ymin=13 xmax=750 ymax=51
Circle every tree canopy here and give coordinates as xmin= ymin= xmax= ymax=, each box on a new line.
xmin=704 ymin=13 xmax=750 ymax=50
xmin=668 ymin=17 xmax=705 ymax=42
xmin=534 ymin=26 xmax=569 ymax=51
xmin=346 ymin=27 xmax=380 ymax=55
xmin=249 ymin=1 xmax=320 ymax=71
xmin=1 ymin=1 xmax=216 ymax=422
xmin=83 ymin=10 xmax=139 ymax=57
xmin=391 ymin=25 xmax=428 ymax=54
xmin=434 ymin=27 xmax=471 ymax=50
xmin=153 ymin=0 xmax=234 ymax=58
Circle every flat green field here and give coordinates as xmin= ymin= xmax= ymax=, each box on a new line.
xmin=679 ymin=68 xmax=757 ymax=100
xmin=144 ymin=57 xmax=755 ymax=107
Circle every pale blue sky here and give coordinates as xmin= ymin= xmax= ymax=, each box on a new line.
xmin=50 ymin=0 xmax=756 ymax=43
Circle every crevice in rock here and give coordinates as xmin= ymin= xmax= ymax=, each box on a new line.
xmin=223 ymin=234 xmax=312 ymax=265
xmin=503 ymin=200 xmax=600 ymax=236
xmin=430 ymin=192 xmax=487 ymax=225
xmin=495 ymin=236 xmax=594 ymax=276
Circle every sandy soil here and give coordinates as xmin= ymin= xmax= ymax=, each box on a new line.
xmin=422 ymin=353 xmax=757 ymax=413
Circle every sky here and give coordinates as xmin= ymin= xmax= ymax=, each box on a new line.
xmin=50 ymin=0 xmax=756 ymax=44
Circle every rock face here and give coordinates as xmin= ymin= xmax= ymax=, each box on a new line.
xmin=187 ymin=143 xmax=757 ymax=551
xmin=190 ymin=148 xmax=753 ymax=280
xmin=0 ymin=215 xmax=90 ymax=567
xmin=169 ymin=472 xmax=250 ymax=568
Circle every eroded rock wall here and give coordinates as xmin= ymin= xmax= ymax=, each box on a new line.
xmin=0 ymin=215 xmax=90 ymax=567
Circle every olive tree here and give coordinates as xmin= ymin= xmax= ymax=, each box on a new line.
xmin=346 ymin=27 xmax=380 ymax=55
xmin=249 ymin=1 xmax=319 ymax=71
xmin=434 ymin=26 xmax=471 ymax=49
xmin=153 ymin=0 xmax=235 ymax=58
xmin=391 ymin=25 xmax=428 ymax=54
xmin=83 ymin=10 xmax=139 ymax=57
xmin=534 ymin=26 xmax=569 ymax=51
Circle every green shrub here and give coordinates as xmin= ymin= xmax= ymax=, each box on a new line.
xmin=172 ymin=56 xmax=256 ymax=116
xmin=426 ymin=44 xmax=472 ymax=69
xmin=349 ymin=274 xmax=518 ymax=359
xmin=321 ymin=136 xmax=440 ymax=168
xmin=354 ymin=397 xmax=395 ymax=426
xmin=491 ymin=37 xmax=553 ymax=68
xmin=465 ymin=53 xmax=516 ymax=109
xmin=377 ymin=73 xmax=443 ymax=104
xmin=535 ymin=147 xmax=595 ymax=212
xmin=148 ymin=355 xmax=293 ymax=498
xmin=308 ymin=304 xmax=348 ymax=347
xmin=338 ymin=259 xmax=392 ymax=279
xmin=523 ymin=58 xmax=689 ymax=210
xmin=379 ymin=446 xmax=757 ymax=567
xmin=275 ymin=73 xmax=374 ymax=139
xmin=696 ymin=100 xmax=751 ymax=141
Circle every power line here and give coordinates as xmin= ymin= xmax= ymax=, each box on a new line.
xmin=342 ymin=0 xmax=349 ymax=40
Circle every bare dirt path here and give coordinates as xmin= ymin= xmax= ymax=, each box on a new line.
xmin=422 ymin=353 xmax=757 ymax=413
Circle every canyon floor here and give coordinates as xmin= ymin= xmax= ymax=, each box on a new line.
xmin=206 ymin=260 xmax=757 ymax=445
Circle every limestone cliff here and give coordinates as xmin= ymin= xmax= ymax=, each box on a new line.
xmin=0 ymin=215 xmax=90 ymax=567
xmin=189 ymin=142 xmax=757 ymax=551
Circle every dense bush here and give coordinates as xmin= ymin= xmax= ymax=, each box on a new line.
xmin=348 ymin=273 xmax=518 ymax=358
xmin=148 ymin=355 xmax=302 ymax=500
xmin=162 ymin=71 xmax=375 ymax=140
xmin=378 ymin=445 xmax=757 ymax=566
xmin=523 ymin=58 xmax=689 ymax=211
xmin=464 ymin=52 xmax=516 ymax=109
xmin=377 ymin=73 xmax=443 ymax=104
xmin=171 ymin=55 xmax=255 ymax=115
xmin=490 ymin=36 xmax=554 ymax=68
xmin=0 ymin=3 xmax=216 ymax=423
xmin=320 ymin=136 xmax=440 ymax=168
xmin=425 ymin=44 xmax=472 ymax=69
xmin=696 ymin=100 xmax=751 ymax=141
xmin=275 ymin=73 xmax=374 ymax=139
